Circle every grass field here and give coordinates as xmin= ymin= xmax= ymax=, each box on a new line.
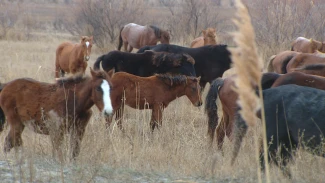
xmin=0 ymin=33 xmax=324 ymax=183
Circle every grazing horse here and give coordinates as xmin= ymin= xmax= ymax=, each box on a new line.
xmin=118 ymin=23 xmax=170 ymax=52
xmin=293 ymin=64 xmax=325 ymax=77
xmin=137 ymin=44 xmax=232 ymax=89
xmin=106 ymin=72 xmax=202 ymax=131
xmin=190 ymin=28 xmax=217 ymax=48
xmin=93 ymin=50 xmax=196 ymax=77
xmin=271 ymin=71 xmax=325 ymax=90
xmin=205 ymin=72 xmax=280 ymax=149
xmin=55 ymin=36 xmax=93 ymax=78
xmin=232 ymin=84 xmax=325 ymax=178
xmin=291 ymin=36 xmax=325 ymax=53
xmin=0 ymin=69 xmax=113 ymax=159
xmin=286 ymin=52 xmax=325 ymax=73
xmin=266 ymin=51 xmax=300 ymax=73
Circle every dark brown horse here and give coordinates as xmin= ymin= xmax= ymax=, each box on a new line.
xmin=118 ymin=23 xmax=170 ymax=52
xmin=106 ymin=72 xmax=202 ymax=131
xmin=205 ymin=72 xmax=280 ymax=149
xmin=266 ymin=51 xmax=300 ymax=73
xmin=291 ymin=36 xmax=325 ymax=53
xmin=293 ymin=64 xmax=325 ymax=77
xmin=190 ymin=28 xmax=217 ymax=48
xmin=55 ymin=36 xmax=93 ymax=78
xmin=93 ymin=50 xmax=196 ymax=77
xmin=0 ymin=69 xmax=112 ymax=160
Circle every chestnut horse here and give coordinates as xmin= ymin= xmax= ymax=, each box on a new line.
xmin=286 ymin=52 xmax=325 ymax=73
xmin=0 ymin=69 xmax=113 ymax=160
xmin=293 ymin=64 xmax=325 ymax=77
xmin=272 ymin=71 xmax=325 ymax=89
xmin=190 ymin=28 xmax=217 ymax=48
xmin=205 ymin=72 xmax=280 ymax=149
xmin=118 ymin=23 xmax=170 ymax=52
xmin=93 ymin=50 xmax=196 ymax=77
xmin=55 ymin=36 xmax=93 ymax=78
xmin=291 ymin=36 xmax=325 ymax=53
xmin=266 ymin=51 xmax=300 ymax=73
xmin=106 ymin=72 xmax=202 ymax=131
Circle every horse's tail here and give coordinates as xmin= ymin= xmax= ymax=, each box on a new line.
xmin=266 ymin=55 xmax=276 ymax=72
xmin=117 ymin=26 xmax=124 ymax=51
xmin=93 ymin=54 xmax=104 ymax=70
xmin=231 ymin=111 xmax=248 ymax=166
xmin=205 ymin=77 xmax=224 ymax=144
xmin=0 ymin=84 xmax=6 ymax=132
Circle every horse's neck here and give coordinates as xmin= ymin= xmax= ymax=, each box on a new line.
xmin=74 ymin=44 xmax=84 ymax=61
xmin=162 ymin=83 xmax=186 ymax=103
xmin=66 ymin=80 xmax=93 ymax=112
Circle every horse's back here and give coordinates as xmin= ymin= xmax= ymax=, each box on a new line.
xmin=190 ymin=37 xmax=204 ymax=48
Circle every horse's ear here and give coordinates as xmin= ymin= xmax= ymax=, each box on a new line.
xmin=107 ymin=68 xmax=115 ymax=78
xmin=202 ymin=30 xmax=207 ymax=37
xmin=89 ymin=36 xmax=94 ymax=42
xmin=197 ymin=76 xmax=201 ymax=81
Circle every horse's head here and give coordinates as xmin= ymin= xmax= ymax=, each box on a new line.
xmin=81 ymin=36 xmax=93 ymax=61
xmin=89 ymin=67 xmax=113 ymax=117
xmin=203 ymin=28 xmax=217 ymax=46
xmin=160 ymin=30 xmax=170 ymax=44
xmin=185 ymin=76 xmax=202 ymax=107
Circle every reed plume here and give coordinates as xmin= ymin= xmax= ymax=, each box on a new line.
xmin=229 ymin=0 xmax=270 ymax=183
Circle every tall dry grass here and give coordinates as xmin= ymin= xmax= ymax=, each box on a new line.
xmin=0 ymin=33 xmax=324 ymax=182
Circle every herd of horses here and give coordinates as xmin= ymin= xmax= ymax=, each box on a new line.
xmin=0 ymin=21 xmax=324 ymax=178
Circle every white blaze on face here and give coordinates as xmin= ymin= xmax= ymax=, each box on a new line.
xmin=101 ymin=80 xmax=113 ymax=115
xmin=85 ymin=41 xmax=90 ymax=48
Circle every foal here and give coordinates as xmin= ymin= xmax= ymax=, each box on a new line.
xmin=106 ymin=72 xmax=202 ymax=131
xmin=0 ymin=69 xmax=112 ymax=160
xmin=55 ymin=36 xmax=93 ymax=78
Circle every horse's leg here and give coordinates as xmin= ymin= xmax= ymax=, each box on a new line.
xmin=127 ymin=45 xmax=133 ymax=53
xmin=123 ymin=42 xmax=128 ymax=52
xmin=70 ymin=110 xmax=92 ymax=160
xmin=150 ymin=105 xmax=163 ymax=132
xmin=60 ymin=69 xmax=65 ymax=77
xmin=51 ymin=128 xmax=64 ymax=162
xmin=216 ymin=113 xmax=228 ymax=150
xmin=4 ymin=115 xmax=25 ymax=153
xmin=115 ymin=102 xmax=125 ymax=132
xmin=55 ymin=62 xmax=60 ymax=78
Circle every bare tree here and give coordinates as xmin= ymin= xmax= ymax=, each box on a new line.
xmin=64 ymin=0 xmax=145 ymax=50
xmin=0 ymin=2 xmax=21 ymax=39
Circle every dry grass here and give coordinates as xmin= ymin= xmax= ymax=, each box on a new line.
xmin=0 ymin=34 xmax=324 ymax=182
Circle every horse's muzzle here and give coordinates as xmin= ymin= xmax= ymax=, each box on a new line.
xmin=85 ymin=56 xmax=90 ymax=61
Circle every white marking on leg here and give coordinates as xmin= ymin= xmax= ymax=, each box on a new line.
xmin=101 ymin=80 xmax=113 ymax=115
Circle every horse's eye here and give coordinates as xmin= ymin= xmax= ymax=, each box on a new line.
xmin=96 ymin=86 xmax=102 ymax=92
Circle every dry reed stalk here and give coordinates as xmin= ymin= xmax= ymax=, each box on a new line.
xmin=229 ymin=0 xmax=270 ymax=183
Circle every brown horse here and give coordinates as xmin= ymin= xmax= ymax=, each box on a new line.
xmin=266 ymin=50 xmax=300 ymax=73
xmin=271 ymin=71 xmax=325 ymax=89
xmin=0 ymin=68 xmax=113 ymax=160
xmin=55 ymin=36 xmax=93 ymax=78
xmin=118 ymin=23 xmax=170 ymax=52
xmin=291 ymin=36 xmax=325 ymax=53
xmin=106 ymin=72 xmax=202 ymax=131
xmin=205 ymin=72 xmax=281 ymax=149
xmin=190 ymin=28 xmax=217 ymax=48
xmin=286 ymin=52 xmax=325 ymax=73
xmin=293 ymin=64 xmax=325 ymax=77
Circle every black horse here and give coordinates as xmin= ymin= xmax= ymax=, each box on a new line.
xmin=232 ymin=84 xmax=325 ymax=178
xmin=94 ymin=50 xmax=196 ymax=77
xmin=137 ymin=44 xmax=232 ymax=89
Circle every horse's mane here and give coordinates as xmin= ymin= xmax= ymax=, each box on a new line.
xmin=156 ymin=74 xmax=195 ymax=86
xmin=56 ymin=74 xmax=89 ymax=87
xmin=295 ymin=64 xmax=325 ymax=71
xmin=152 ymin=52 xmax=194 ymax=67
xmin=149 ymin=25 xmax=161 ymax=38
